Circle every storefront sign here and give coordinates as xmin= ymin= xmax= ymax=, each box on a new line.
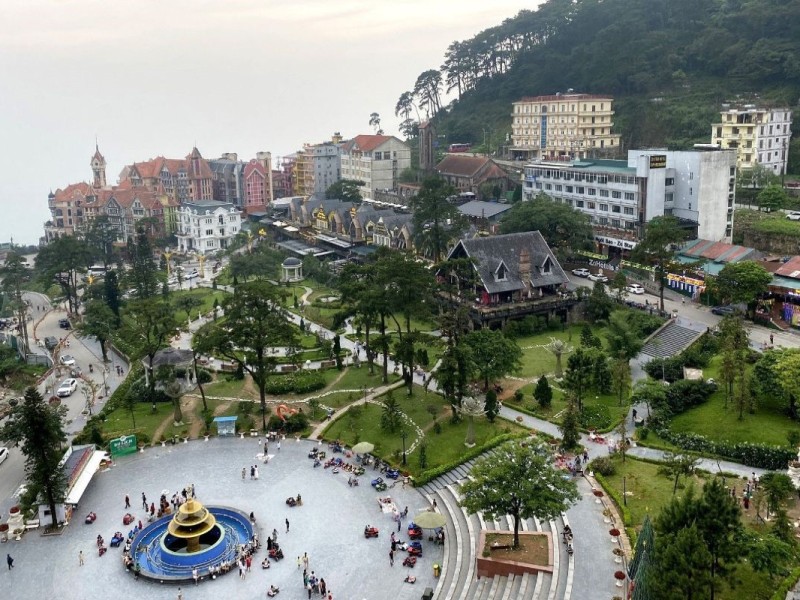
xmin=109 ymin=435 xmax=138 ymax=457
xmin=620 ymin=260 xmax=655 ymax=272
xmin=649 ymin=154 xmax=667 ymax=169
xmin=594 ymin=235 xmax=636 ymax=250
xmin=577 ymin=250 xmax=609 ymax=261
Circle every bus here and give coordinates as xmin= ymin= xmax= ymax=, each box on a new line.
xmin=448 ymin=143 xmax=471 ymax=153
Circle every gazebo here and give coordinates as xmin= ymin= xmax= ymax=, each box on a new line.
xmin=281 ymin=257 xmax=304 ymax=282
xmin=142 ymin=348 xmax=196 ymax=389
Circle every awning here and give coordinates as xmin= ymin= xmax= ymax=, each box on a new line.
xmin=315 ymin=234 xmax=352 ymax=249
xmin=284 ymin=226 xmax=299 ymax=232
xmin=65 ymin=451 xmax=109 ymax=505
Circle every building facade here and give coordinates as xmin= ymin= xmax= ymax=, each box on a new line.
xmin=119 ymin=147 xmax=214 ymax=204
xmin=435 ymin=155 xmax=513 ymax=199
xmin=510 ymin=93 xmax=621 ymax=162
xmin=243 ymin=156 xmax=274 ymax=214
xmin=175 ymin=201 xmax=242 ymax=255
xmin=340 ymin=135 xmax=411 ymax=198
xmin=209 ymin=153 xmax=245 ymax=206
xmin=711 ymin=104 xmax=793 ymax=174
xmin=522 ymin=149 xmax=736 ymax=256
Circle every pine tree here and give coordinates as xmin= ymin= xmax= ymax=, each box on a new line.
xmin=533 ymin=375 xmax=552 ymax=409
xmin=559 ymin=399 xmax=580 ymax=450
xmin=484 ymin=389 xmax=499 ymax=422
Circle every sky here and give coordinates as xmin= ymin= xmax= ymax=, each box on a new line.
xmin=0 ymin=0 xmax=538 ymax=245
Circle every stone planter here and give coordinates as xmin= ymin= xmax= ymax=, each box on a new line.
xmin=613 ymin=548 xmax=624 ymax=564
xmin=609 ymin=528 xmax=620 ymax=544
xmin=614 ymin=571 xmax=626 ymax=587
xmin=204 ymin=435 xmax=209 ymax=442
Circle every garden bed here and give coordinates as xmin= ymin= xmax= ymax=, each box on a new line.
xmin=476 ymin=531 xmax=552 ymax=579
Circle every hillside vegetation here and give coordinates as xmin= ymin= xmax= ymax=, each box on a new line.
xmin=400 ymin=0 xmax=800 ymax=170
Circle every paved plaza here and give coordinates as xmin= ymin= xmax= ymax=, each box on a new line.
xmin=1 ymin=438 xmax=442 ymax=600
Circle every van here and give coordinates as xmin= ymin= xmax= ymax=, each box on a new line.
xmin=44 ymin=336 xmax=58 ymax=351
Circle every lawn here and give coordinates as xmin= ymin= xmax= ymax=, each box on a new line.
xmin=321 ymin=385 xmax=527 ymax=476
xmin=599 ymin=455 xmax=794 ymax=600
xmin=669 ymin=356 xmax=800 ymax=447
xmin=171 ymin=288 xmax=229 ymax=324
xmin=513 ymin=322 xmax=609 ymax=379
xmin=102 ymin=401 xmax=173 ymax=441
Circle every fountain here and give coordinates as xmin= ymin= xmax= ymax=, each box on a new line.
xmin=129 ymin=498 xmax=253 ymax=583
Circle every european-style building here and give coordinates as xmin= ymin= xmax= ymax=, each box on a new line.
xmin=340 ymin=135 xmax=411 ymax=198
xmin=175 ymin=201 xmax=242 ymax=255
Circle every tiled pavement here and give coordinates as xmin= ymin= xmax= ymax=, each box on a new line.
xmin=1 ymin=438 xmax=442 ymax=600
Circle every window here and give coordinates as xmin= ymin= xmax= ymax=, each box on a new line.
xmin=587 ymin=202 xmax=595 ymax=210
xmin=611 ymin=219 xmax=620 ymax=228
xmin=599 ymin=204 xmax=608 ymax=211
xmin=544 ymin=183 xmax=552 ymax=190
xmin=665 ymin=178 xmax=674 ymax=186
xmin=566 ymin=186 xmax=573 ymax=193
xmin=496 ymin=263 xmax=507 ymax=281
xmin=599 ymin=217 xmax=608 ymax=225
xmin=576 ymin=187 xmax=585 ymax=194
xmin=576 ymin=200 xmax=584 ymax=208
xmin=624 ymin=192 xmax=635 ymax=201
xmin=587 ymin=188 xmax=596 ymax=196
xmin=205 ymin=229 xmax=213 ymax=236
xmin=612 ymin=191 xmax=621 ymax=199
xmin=624 ymin=207 xmax=634 ymax=216
xmin=599 ymin=190 xmax=609 ymax=197
xmin=555 ymin=185 xmax=562 ymax=192
xmin=612 ymin=205 xmax=621 ymax=213
xmin=597 ymin=175 xmax=608 ymax=184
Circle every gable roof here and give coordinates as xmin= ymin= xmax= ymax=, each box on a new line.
xmin=342 ymin=135 xmax=393 ymax=154
xmin=437 ymin=155 xmax=493 ymax=177
xmin=458 ymin=200 xmax=513 ymax=219
xmin=448 ymin=231 xmax=568 ymax=294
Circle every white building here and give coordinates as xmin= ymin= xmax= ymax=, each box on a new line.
xmin=711 ymin=105 xmax=792 ymax=174
xmin=522 ymin=148 xmax=736 ymax=256
xmin=340 ymin=135 xmax=411 ymax=198
xmin=309 ymin=142 xmax=342 ymax=195
xmin=175 ymin=200 xmax=242 ymax=255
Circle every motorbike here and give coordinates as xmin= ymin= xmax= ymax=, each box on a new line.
xmin=402 ymin=556 xmax=417 ymax=568
xmin=110 ymin=532 xmax=124 ymax=548
xmin=347 ymin=476 xmax=359 ymax=487
xmin=408 ymin=525 xmax=423 ymax=540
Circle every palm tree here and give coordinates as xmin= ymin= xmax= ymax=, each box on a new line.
xmin=546 ymin=338 xmax=574 ymax=379
xmin=460 ymin=396 xmax=486 ymax=446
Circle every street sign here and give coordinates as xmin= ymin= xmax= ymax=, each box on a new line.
xmin=109 ymin=434 xmax=138 ymax=457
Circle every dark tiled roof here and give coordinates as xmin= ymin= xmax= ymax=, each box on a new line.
xmin=458 ymin=200 xmax=512 ymax=219
xmin=448 ymin=231 xmax=569 ymax=294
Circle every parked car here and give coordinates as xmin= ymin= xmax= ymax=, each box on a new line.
xmin=626 ymin=283 xmax=645 ymax=295
xmin=59 ymin=354 xmax=76 ymax=367
xmin=786 ymin=211 xmax=800 ymax=221
xmin=187 ymin=269 xmax=200 ymax=279
xmin=711 ymin=305 xmax=737 ymax=316
xmin=44 ymin=336 xmax=58 ymax=351
xmin=58 ymin=318 xmax=71 ymax=329
xmin=571 ymin=268 xmax=590 ymax=277
xmin=57 ymin=378 xmax=78 ymax=397
xmin=588 ymin=272 xmax=608 ymax=283
xmin=0 ymin=447 xmax=8 ymax=466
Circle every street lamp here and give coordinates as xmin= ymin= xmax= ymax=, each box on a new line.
xmin=401 ymin=428 xmax=408 ymax=466
xmin=362 ymin=385 xmax=368 ymax=406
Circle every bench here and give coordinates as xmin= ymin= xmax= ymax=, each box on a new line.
xmin=24 ymin=519 xmax=40 ymax=530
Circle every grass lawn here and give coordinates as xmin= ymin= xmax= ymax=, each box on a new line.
xmin=669 ymin=356 xmax=800 ymax=447
xmin=102 ymin=401 xmax=172 ymax=441
xmin=513 ymin=323 xmax=609 ymax=379
xmin=321 ymin=385 xmax=526 ymax=476
xmin=171 ymin=288 xmax=229 ymax=324
xmin=599 ymin=455 xmax=793 ymax=600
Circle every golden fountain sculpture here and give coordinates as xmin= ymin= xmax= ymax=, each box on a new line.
xmin=167 ymin=498 xmax=217 ymax=553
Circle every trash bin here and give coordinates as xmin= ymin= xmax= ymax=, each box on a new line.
xmin=422 ymin=587 xmax=434 ymax=600
xmin=433 ymin=563 xmax=440 ymax=577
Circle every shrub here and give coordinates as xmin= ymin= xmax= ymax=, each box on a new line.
xmin=644 ymin=356 xmax=685 ymax=382
xmin=590 ymin=456 xmax=616 ymax=476
xmin=663 ymin=379 xmax=716 ymax=415
xmin=503 ymin=315 xmax=548 ymax=338
xmin=264 ymin=372 xmax=326 ymax=395
xmin=196 ymin=368 xmax=212 ymax=384
xmin=284 ymin=411 xmax=309 ymax=433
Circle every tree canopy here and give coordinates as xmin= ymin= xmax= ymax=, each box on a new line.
xmin=713 ymin=261 xmax=772 ymax=310
xmin=326 ymin=179 xmax=365 ymax=204
xmin=499 ymin=195 xmax=593 ymax=255
xmin=460 ymin=440 xmax=580 ymax=548
xmin=409 ymin=176 xmax=464 ymax=263
xmin=463 ymin=329 xmax=522 ymax=391
xmin=631 ymin=216 xmax=687 ymax=311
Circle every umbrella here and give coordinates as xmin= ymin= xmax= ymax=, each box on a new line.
xmin=352 ymin=442 xmax=375 ymax=454
xmin=413 ymin=510 xmax=446 ymax=529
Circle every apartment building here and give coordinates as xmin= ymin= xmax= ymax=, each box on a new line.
xmin=510 ymin=92 xmax=621 ymax=161
xmin=119 ymin=147 xmax=214 ymax=204
xmin=711 ymin=104 xmax=793 ymax=174
xmin=340 ymin=135 xmax=411 ymax=198
xmin=522 ymin=149 xmax=736 ymax=256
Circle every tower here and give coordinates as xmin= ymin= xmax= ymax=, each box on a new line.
xmin=91 ymin=144 xmax=107 ymax=188
xmin=419 ymin=120 xmax=435 ymax=174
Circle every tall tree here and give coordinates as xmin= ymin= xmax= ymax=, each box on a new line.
xmin=658 ymin=452 xmax=700 ymax=495
xmin=368 ymin=112 xmax=382 ymax=134
xmin=757 ymin=183 xmax=788 ymax=212
xmin=84 ymin=215 xmax=118 ymax=268
xmin=78 ymin=299 xmax=117 ymax=362
xmin=325 ymin=179 xmax=365 ymax=203
xmin=605 ymin=311 xmax=643 ymax=361
xmin=0 ymin=252 xmax=32 ymax=352
xmin=714 ymin=261 xmax=772 ymax=316
xmin=36 ymin=235 xmax=93 ymax=314
xmin=103 ymin=270 xmax=122 ymax=317
xmin=611 ymin=355 xmax=631 ymax=406
xmin=413 ymin=69 xmax=443 ymax=116
xmin=460 ymin=441 xmax=580 ymax=548
xmin=127 ymin=227 xmax=159 ymax=300
xmin=0 ymin=387 xmax=67 ymax=529
xmin=463 ymin=329 xmax=522 ymax=391
xmin=121 ymin=299 xmax=179 ymax=393
xmin=586 ymin=281 xmax=613 ymax=323
xmin=436 ymin=341 xmax=474 ymax=420
xmin=499 ymin=194 xmax=593 ymax=257
xmin=534 ymin=374 xmax=552 ymax=408
xmin=564 ymin=347 xmax=593 ymax=411
xmin=650 ymin=525 xmax=714 ymax=600
xmin=631 ymin=216 xmax=687 ymax=312
xmin=195 ymin=281 xmax=297 ymax=430
xmin=395 ymin=91 xmax=416 ymax=123
xmin=409 ymin=176 xmax=463 ymax=262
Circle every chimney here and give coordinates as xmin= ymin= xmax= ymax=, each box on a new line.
xmin=518 ymin=247 xmax=532 ymax=298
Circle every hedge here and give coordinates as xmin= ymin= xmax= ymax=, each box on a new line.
xmin=593 ymin=472 xmax=632 ymax=527
xmin=771 ymin=567 xmax=800 ymax=600
xmin=414 ymin=432 xmax=528 ymax=486
xmin=655 ymin=428 xmax=795 ymax=470
xmin=264 ymin=371 xmax=326 ymax=395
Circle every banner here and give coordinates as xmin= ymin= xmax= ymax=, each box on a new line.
xmin=109 ymin=434 xmax=138 ymax=457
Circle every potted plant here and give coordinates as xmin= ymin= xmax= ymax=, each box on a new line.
xmin=603 ymin=508 xmax=613 ymax=524
xmin=609 ymin=528 xmax=620 ymax=544
xmin=614 ymin=571 xmax=626 ymax=587
xmin=593 ymin=489 xmax=604 ymax=504
xmin=613 ymin=548 xmax=624 ymax=564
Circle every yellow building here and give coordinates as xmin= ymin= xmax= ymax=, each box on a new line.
xmin=293 ymin=146 xmax=315 ymax=197
xmin=510 ymin=92 xmax=621 ymax=161
xmin=710 ymin=104 xmax=792 ymax=174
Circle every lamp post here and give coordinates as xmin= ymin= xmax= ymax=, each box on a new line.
xmin=362 ymin=385 xmax=368 ymax=406
xmin=401 ymin=428 xmax=408 ymax=466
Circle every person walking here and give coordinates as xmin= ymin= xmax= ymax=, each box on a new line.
xmin=285 ymin=518 xmax=289 ymax=533
xmin=125 ymin=494 xmax=131 ymax=509
xmin=273 ymin=528 xmax=278 ymax=541
xmin=177 ymin=587 xmax=183 ymax=600
xmin=242 ymin=467 xmax=246 ymax=481
xmin=277 ymin=440 xmax=281 ymax=452
xmin=6 ymin=553 xmax=12 ymax=570
xmin=770 ymin=333 xmax=775 ymax=346
xmin=142 ymin=492 xmax=148 ymax=510
xmin=79 ymin=550 xmax=84 ymax=566
xmin=297 ymin=556 xmax=302 ymax=570
xmin=302 ymin=552 xmax=309 ymax=570
xmin=389 ymin=549 xmax=394 ymax=566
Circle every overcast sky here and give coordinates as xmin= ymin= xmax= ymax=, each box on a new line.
xmin=0 ymin=0 xmax=538 ymax=245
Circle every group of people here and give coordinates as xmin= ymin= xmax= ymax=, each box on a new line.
xmin=244 ymin=464 xmax=261 ymax=480
xmin=302 ymin=568 xmax=331 ymax=599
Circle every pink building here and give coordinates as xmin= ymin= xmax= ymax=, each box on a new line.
xmin=243 ymin=159 xmax=268 ymax=213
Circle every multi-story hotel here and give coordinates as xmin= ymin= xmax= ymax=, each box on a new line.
xmin=175 ymin=201 xmax=242 ymax=255
xmin=522 ymin=149 xmax=736 ymax=256
xmin=510 ymin=92 xmax=621 ymax=161
xmin=340 ymin=135 xmax=411 ymax=198
xmin=711 ymin=104 xmax=792 ymax=174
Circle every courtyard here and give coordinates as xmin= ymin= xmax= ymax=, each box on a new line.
xmin=1 ymin=437 xmax=442 ymax=600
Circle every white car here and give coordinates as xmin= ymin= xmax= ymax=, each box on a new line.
xmin=588 ymin=273 xmax=608 ymax=283
xmin=787 ymin=211 xmax=800 ymax=221
xmin=59 ymin=354 xmax=76 ymax=367
xmin=57 ymin=378 xmax=78 ymax=397
xmin=571 ymin=268 xmax=590 ymax=277
xmin=0 ymin=447 xmax=8 ymax=466
xmin=626 ymin=283 xmax=645 ymax=295
xmin=187 ymin=269 xmax=199 ymax=279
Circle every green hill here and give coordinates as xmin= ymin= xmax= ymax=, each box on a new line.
xmin=402 ymin=0 xmax=800 ymax=169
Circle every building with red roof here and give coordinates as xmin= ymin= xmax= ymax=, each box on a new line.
xmin=340 ymin=134 xmax=411 ymax=199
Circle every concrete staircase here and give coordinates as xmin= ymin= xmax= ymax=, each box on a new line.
xmin=640 ymin=320 xmax=703 ymax=359
xmin=429 ymin=479 xmax=573 ymax=600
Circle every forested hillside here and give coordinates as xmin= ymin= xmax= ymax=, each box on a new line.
xmin=399 ymin=0 xmax=800 ymax=169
